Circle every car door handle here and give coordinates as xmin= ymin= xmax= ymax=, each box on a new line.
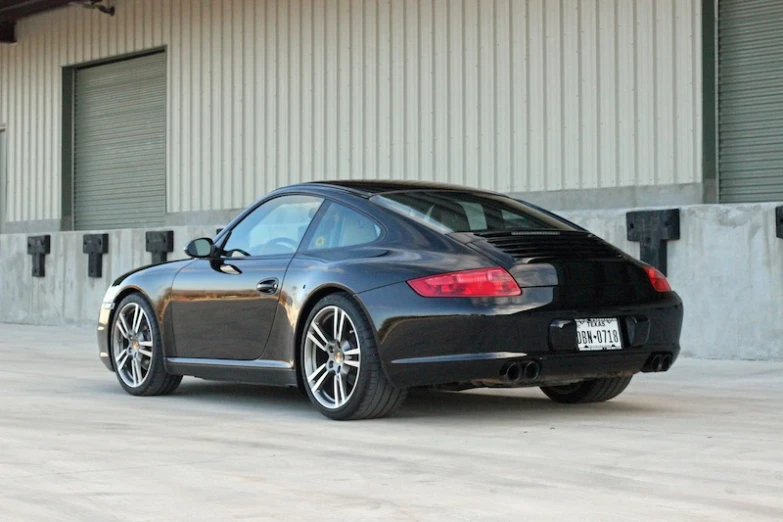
xmin=256 ymin=278 xmax=279 ymax=295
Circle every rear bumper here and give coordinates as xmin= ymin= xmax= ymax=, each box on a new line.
xmin=358 ymin=282 xmax=683 ymax=388
xmin=387 ymin=347 xmax=679 ymax=389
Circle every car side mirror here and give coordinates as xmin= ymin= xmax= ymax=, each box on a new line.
xmin=185 ymin=237 xmax=215 ymax=259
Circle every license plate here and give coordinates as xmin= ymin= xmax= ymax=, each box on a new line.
xmin=575 ymin=318 xmax=623 ymax=351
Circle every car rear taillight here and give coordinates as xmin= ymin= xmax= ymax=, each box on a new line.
xmin=407 ymin=267 xmax=521 ymax=297
xmin=645 ymin=266 xmax=672 ymax=292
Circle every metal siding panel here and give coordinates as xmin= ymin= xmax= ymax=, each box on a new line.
xmin=636 ymin=0 xmax=655 ymax=187
xmin=527 ymin=0 xmax=546 ymax=192
xmin=405 ymin=0 xmax=419 ymax=182
xmin=390 ymin=0 xmax=405 ymax=180
xmin=191 ymin=0 xmax=205 ymax=212
xmin=463 ymin=0 xmax=480 ymax=189
xmin=337 ymin=0 xmax=351 ymax=180
xmin=43 ymin=18 xmax=54 ymax=221
xmin=73 ymin=52 xmax=166 ymax=230
xmin=376 ymin=0 xmax=391 ymax=180
xmin=9 ymin=31 xmax=18 ymax=221
xmin=224 ymin=0 xmax=239 ymax=211
xmin=655 ymin=0 xmax=675 ymax=186
xmin=544 ymin=0 xmax=563 ymax=191
xmin=266 ymin=0 xmax=279 ymax=193
xmin=300 ymin=0 xmax=314 ymax=184
xmin=312 ymin=0 xmax=326 ymax=181
xmin=32 ymin=22 xmax=41 ymax=221
xmin=361 ymin=0 xmax=376 ymax=182
xmin=289 ymin=0 xmax=302 ymax=186
xmin=447 ymin=0 xmax=464 ymax=187
xmin=510 ymin=0 xmax=527 ymax=193
xmin=418 ymin=0 xmax=438 ymax=184
xmin=675 ymin=0 xmax=695 ymax=188
xmin=324 ymin=0 xmax=338 ymax=181
xmin=478 ymin=0 xmax=495 ymax=190
xmin=350 ymin=0 xmax=365 ymax=181
xmin=562 ymin=0 xmax=580 ymax=190
xmin=494 ymin=0 xmax=511 ymax=193
xmin=210 ymin=0 xmax=223 ymax=210
xmin=22 ymin=36 xmax=31 ymax=221
xmin=718 ymin=0 xmax=783 ymax=202
xmin=580 ymin=0 xmax=598 ymax=190
xmin=617 ymin=0 xmax=637 ymax=187
xmin=0 ymin=0 xmax=705 ymax=224
xmin=692 ymin=0 xmax=703 ymax=186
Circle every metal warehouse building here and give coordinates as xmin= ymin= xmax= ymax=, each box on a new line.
xmin=0 ymin=0 xmax=781 ymax=359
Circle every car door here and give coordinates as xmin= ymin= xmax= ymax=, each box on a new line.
xmin=170 ymin=194 xmax=324 ymax=360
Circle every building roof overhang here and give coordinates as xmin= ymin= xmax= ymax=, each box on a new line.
xmin=0 ymin=0 xmax=92 ymax=43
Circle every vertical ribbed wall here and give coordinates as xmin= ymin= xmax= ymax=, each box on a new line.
xmin=0 ymin=0 xmax=703 ymax=222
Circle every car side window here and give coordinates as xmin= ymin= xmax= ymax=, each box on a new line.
xmin=222 ymin=195 xmax=324 ymax=257
xmin=305 ymin=203 xmax=381 ymax=250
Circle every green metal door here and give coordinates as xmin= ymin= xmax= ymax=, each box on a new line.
xmin=718 ymin=1 xmax=783 ymax=203
xmin=73 ymin=52 xmax=166 ymax=230
xmin=0 ymin=129 xmax=6 ymax=232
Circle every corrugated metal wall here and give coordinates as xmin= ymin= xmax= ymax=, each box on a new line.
xmin=717 ymin=0 xmax=783 ymax=203
xmin=0 ymin=0 xmax=703 ymax=223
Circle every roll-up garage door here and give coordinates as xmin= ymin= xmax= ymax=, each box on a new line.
xmin=73 ymin=52 xmax=166 ymax=230
xmin=718 ymin=1 xmax=783 ymax=203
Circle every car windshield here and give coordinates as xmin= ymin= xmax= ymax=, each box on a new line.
xmin=371 ymin=191 xmax=576 ymax=233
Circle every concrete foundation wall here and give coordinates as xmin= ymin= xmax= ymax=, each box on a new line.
xmin=1 ymin=203 xmax=781 ymax=361
xmin=0 ymin=226 xmax=215 ymax=326
xmin=560 ymin=203 xmax=783 ymax=361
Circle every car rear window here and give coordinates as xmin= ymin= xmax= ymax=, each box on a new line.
xmin=372 ymin=191 xmax=576 ymax=233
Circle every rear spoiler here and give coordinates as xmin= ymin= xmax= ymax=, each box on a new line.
xmin=512 ymin=198 xmax=589 ymax=233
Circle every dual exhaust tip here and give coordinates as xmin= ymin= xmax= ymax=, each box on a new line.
xmin=644 ymin=353 xmax=673 ymax=373
xmin=502 ymin=360 xmax=541 ymax=384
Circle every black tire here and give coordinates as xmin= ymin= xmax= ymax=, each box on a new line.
xmin=540 ymin=376 xmax=632 ymax=404
xmin=111 ymin=293 xmax=182 ymax=397
xmin=300 ymin=293 xmax=407 ymax=420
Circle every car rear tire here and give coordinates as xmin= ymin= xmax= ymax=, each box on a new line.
xmin=300 ymin=293 xmax=407 ymax=420
xmin=111 ymin=293 xmax=182 ymax=397
xmin=540 ymin=376 xmax=632 ymax=404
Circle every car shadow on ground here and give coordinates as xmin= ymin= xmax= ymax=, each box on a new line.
xmin=132 ymin=379 xmax=666 ymax=421
xmin=398 ymin=388 xmax=663 ymax=420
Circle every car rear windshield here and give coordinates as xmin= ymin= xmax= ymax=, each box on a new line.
xmin=371 ymin=191 xmax=577 ymax=233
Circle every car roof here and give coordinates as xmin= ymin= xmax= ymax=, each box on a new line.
xmin=302 ymin=180 xmax=498 ymax=197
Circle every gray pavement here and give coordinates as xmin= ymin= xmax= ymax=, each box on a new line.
xmin=1 ymin=323 xmax=782 ymax=521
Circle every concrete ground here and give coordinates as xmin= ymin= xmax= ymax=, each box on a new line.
xmin=0 ymin=324 xmax=781 ymax=522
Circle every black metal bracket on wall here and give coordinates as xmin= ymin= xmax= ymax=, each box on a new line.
xmin=776 ymin=206 xmax=782 ymax=239
xmin=626 ymin=209 xmax=680 ymax=276
xmin=27 ymin=235 xmax=50 ymax=278
xmin=83 ymin=234 xmax=109 ymax=278
xmin=0 ymin=21 xmax=16 ymax=44
xmin=146 ymin=231 xmax=174 ymax=264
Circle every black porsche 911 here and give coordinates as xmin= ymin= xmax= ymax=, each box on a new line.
xmin=97 ymin=180 xmax=683 ymax=420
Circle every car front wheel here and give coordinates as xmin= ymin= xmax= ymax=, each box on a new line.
xmin=111 ymin=293 xmax=182 ymax=396
xmin=300 ymin=293 xmax=407 ymax=420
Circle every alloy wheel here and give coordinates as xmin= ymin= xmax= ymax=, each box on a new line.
xmin=112 ymin=302 xmax=154 ymax=388
xmin=303 ymin=306 xmax=361 ymax=410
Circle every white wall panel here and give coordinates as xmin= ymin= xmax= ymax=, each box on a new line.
xmin=0 ymin=0 xmax=703 ymax=223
